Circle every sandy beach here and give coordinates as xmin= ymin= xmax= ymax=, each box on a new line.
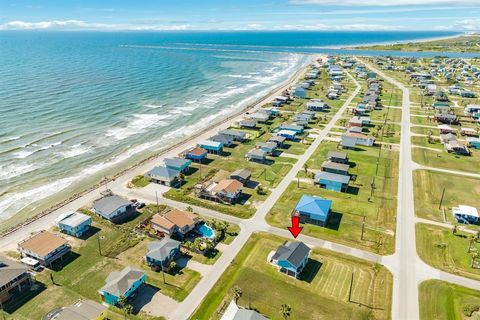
xmin=0 ymin=54 xmax=322 ymax=250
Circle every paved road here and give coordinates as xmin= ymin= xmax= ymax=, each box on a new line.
xmin=363 ymin=61 xmax=480 ymax=320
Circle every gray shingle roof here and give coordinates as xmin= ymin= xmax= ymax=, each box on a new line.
xmin=272 ymin=241 xmax=310 ymax=269
xmin=93 ymin=195 xmax=131 ymax=216
xmin=146 ymin=238 xmax=181 ymax=262
xmin=230 ymin=169 xmax=252 ymax=180
xmin=0 ymin=257 xmax=29 ymax=288
xmin=146 ymin=166 xmax=180 ymax=181
xmin=100 ymin=266 xmax=145 ymax=298
xmin=315 ymin=171 xmax=350 ymax=184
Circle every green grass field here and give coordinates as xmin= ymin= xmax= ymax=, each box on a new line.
xmin=416 ymin=223 xmax=480 ymax=281
xmin=413 ymin=170 xmax=480 ymax=223
xmin=419 ymin=280 xmax=480 ymax=320
xmin=267 ymin=141 xmax=398 ymax=255
xmin=191 ymin=232 xmax=393 ymax=320
xmin=412 ymin=147 xmax=480 ymax=173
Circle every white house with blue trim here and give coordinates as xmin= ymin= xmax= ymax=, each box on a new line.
xmin=55 ymin=212 xmax=92 ymax=238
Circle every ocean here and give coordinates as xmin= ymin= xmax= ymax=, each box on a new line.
xmin=0 ymin=30 xmax=460 ymax=228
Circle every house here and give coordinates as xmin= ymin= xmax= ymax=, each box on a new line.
xmin=246 ymin=148 xmax=267 ymax=162
xmin=278 ymin=124 xmax=304 ymax=134
xmin=99 ymin=266 xmax=146 ymax=306
xmin=445 ymin=140 xmax=470 ymax=155
xmin=247 ymin=112 xmax=269 ymax=123
xmin=268 ymin=135 xmax=286 ymax=147
xmin=435 ymin=113 xmax=458 ymax=124
xmin=199 ymin=140 xmax=224 ymax=154
xmin=221 ymin=300 xmax=268 ymax=320
xmin=341 ymin=133 xmax=375 ymax=148
xmin=45 ymin=299 xmax=107 ymax=320
xmin=315 ymin=172 xmax=350 ymax=192
xmin=270 ymin=241 xmax=310 ymax=278
xmin=145 ymin=238 xmax=181 ymax=268
xmin=460 ymin=127 xmax=478 ymax=136
xmin=321 ymin=161 xmax=350 ymax=175
xmin=256 ymin=142 xmax=277 ymax=154
xmin=347 ymin=126 xmax=363 ymax=134
xmin=164 ymin=157 xmax=192 ymax=173
xmin=439 ymin=133 xmax=456 ymax=144
xmin=218 ymin=129 xmax=247 ymax=142
xmin=466 ymin=137 xmax=480 ymax=149
xmin=55 ymin=212 xmax=92 ymax=238
xmin=239 ymin=119 xmax=257 ymax=129
xmin=18 ymin=231 xmax=71 ymax=267
xmin=229 ymin=169 xmax=252 ymax=185
xmin=452 ymin=205 xmax=479 ymax=224
xmin=151 ymin=209 xmax=200 ymax=236
xmin=210 ymin=134 xmax=235 ymax=147
xmin=93 ymin=195 xmax=135 ymax=223
xmin=209 ymin=179 xmax=243 ymax=204
xmin=348 ymin=116 xmax=370 ymax=127
xmin=145 ymin=166 xmax=180 ymax=187
xmin=0 ymin=257 xmax=32 ymax=305
xmin=327 ymin=151 xmax=348 ymax=164
xmin=276 ymin=130 xmax=297 ymax=140
xmin=306 ymin=100 xmax=329 ymax=112
xmin=292 ymin=195 xmax=332 ymax=226
xmin=293 ymin=86 xmax=308 ymax=99
xmin=184 ymin=147 xmax=208 ymax=163
xmin=438 ymin=124 xmax=454 ymax=134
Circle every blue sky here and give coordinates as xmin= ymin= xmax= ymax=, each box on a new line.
xmin=0 ymin=0 xmax=479 ymax=31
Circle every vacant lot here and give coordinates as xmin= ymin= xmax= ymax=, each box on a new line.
xmin=412 ymin=147 xmax=480 ymax=173
xmin=191 ymin=232 xmax=392 ymax=320
xmin=416 ymin=223 xmax=480 ymax=281
xmin=413 ymin=170 xmax=480 ymax=223
xmin=419 ymin=280 xmax=480 ymax=320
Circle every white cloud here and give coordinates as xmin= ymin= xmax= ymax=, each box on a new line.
xmin=454 ymin=19 xmax=480 ymax=31
xmin=291 ymin=0 xmax=478 ymax=6
xmin=0 ymin=20 xmax=192 ymax=31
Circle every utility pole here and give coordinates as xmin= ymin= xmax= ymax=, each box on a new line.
xmin=348 ymin=272 xmax=354 ymax=303
xmin=361 ymin=216 xmax=366 ymax=240
xmin=438 ymin=187 xmax=446 ymax=210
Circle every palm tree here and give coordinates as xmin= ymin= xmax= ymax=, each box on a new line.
xmin=471 ymin=252 xmax=478 ymax=268
xmin=468 ymin=235 xmax=476 ymax=253
xmin=280 ymin=303 xmax=292 ymax=320
xmin=452 ymin=224 xmax=458 ymax=235
xmin=303 ymin=163 xmax=309 ymax=175
xmin=232 ymin=286 xmax=242 ymax=303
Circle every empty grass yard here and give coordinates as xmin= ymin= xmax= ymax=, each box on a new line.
xmin=413 ymin=170 xmax=480 ymax=223
xmin=413 ymin=147 xmax=480 ymax=174
xmin=416 ymin=223 xmax=480 ymax=281
xmin=191 ymin=232 xmax=392 ymax=320
xmin=419 ymin=280 xmax=480 ymax=320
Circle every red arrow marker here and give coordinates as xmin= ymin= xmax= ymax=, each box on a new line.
xmin=288 ymin=216 xmax=303 ymax=238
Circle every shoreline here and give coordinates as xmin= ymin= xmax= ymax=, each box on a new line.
xmin=328 ymin=32 xmax=468 ymax=50
xmin=0 ymin=54 xmax=318 ymax=242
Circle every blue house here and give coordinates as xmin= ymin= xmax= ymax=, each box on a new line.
xmin=293 ymin=86 xmax=308 ymax=99
xmin=467 ymin=137 xmax=480 ymax=149
xmin=145 ymin=238 xmax=181 ymax=268
xmin=185 ymin=147 xmax=208 ymax=162
xmin=315 ymin=172 xmax=350 ymax=192
xmin=270 ymin=241 xmax=310 ymax=278
xmin=55 ymin=212 xmax=92 ymax=237
xmin=164 ymin=157 xmax=192 ymax=173
xmin=293 ymin=195 xmax=332 ymax=227
xmin=452 ymin=205 xmax=479 ymax=224
xmin=93 ymin=195 xmax=135 ymax=223
xmin=276 ymin=130 xmax=297 ymax=141
xmin=145 ymin=166 xmax=180 ymax=187
xmin=278 ymin=124 xmax=304 ymax=134
xmin=99 ymin=266 xmax=146 ymax=306
xmin=199 ymin=140 xmax=224 ymax=154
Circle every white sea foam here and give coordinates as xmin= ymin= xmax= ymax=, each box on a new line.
xmin=106 ymin=113 xmax=171 ymax=141
xmin=57 ymin=144 xmax=92 ymax=159
xmin=145 ymin=103 xmax=164 ymax=109
xmin=0 ymin=163 xmax=39 ymax=180
xmin=185 ymin=100 xmax=197 ymax=104
xmin=13 ymin=141 xmax=63 ymax=159
xmin=0 ymin=136 xmax=21 ymax=144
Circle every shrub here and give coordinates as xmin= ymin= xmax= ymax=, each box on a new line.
xmin=463 ymin=303 xmax=480 ymax=317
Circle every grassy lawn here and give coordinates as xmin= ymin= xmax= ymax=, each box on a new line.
xmin=411 ymin=136 xmax=443 ymax=150
xmin=267 ymin=141 xmax=398 ymax=255
xmin=419 ymin=280 xmax=480 ymax=320
xmin=413 ymin=170 xmax=480 ymax=223
xmin=412 ymin=147 xmax=480 ymax=173
xmin=416 ymin=223 xmax=480 ymax=281
xmin=191 ymin=232 xmax=393 ymax=320
xmin=128 ymin=175 xmax=151 ymax=188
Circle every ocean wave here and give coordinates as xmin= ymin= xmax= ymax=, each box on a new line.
xmin=145 ymin=103 xmax=164 ymax=109
xmin=0 ymin=136 xmax=21 ymax=144
xmin=106 ymin=113 xmax=171 ymax=141
xmin=185 ymin=100 xmax=197 ymax=104
xmin=0 ymin=163 xmax=40 ymax=180
xmin=13 ymin=141 xmax=63 ymax=159
xmin=57 ymin=143 xmax=92 ymax=159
